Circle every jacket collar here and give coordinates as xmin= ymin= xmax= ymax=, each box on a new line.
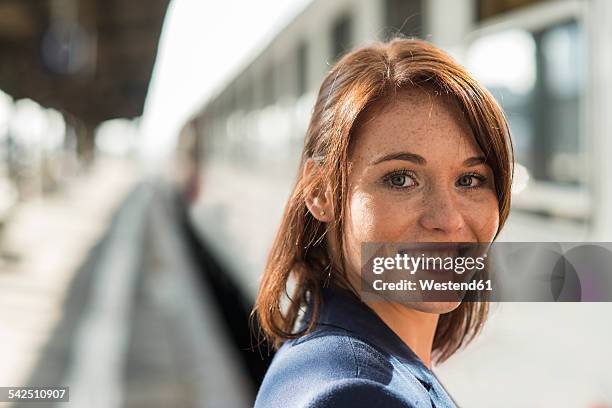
xmin=301 ymin=285 xmax=439 ymax=389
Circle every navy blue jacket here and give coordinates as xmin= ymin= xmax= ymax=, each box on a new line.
xmin=254 ymin=287 xmax=459 ymax=407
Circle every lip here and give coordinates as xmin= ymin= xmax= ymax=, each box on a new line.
xmin=397 ymin=243 xmax=472 ymax=258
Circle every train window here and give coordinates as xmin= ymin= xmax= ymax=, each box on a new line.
xmin=296 ymin=41 xmax=308 ymax=96
xmin=241 ymin=79 xmax=253 ymax=111
xmin=227 ymin=87 xmax=237 ymax=114
xmin=330 ymin=13 xmax=353 ymax=61
xmin=384 ymin=0 xmax=423 ymax=39
xmin=466 ymin=19 xmax=584 ymax=186
xmin=275 ymin=56 xmax=292 ymax=100
xmin=262 ymin=65 xmax=275 ymax=107
xmin=0 ymin=91 xmax=9 ymax=161
xmin=478 ymin=0 xmax=551 ymax=21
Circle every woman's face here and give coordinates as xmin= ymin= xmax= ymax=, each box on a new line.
xmin=342 ymin=87 xmax=499 ymax=313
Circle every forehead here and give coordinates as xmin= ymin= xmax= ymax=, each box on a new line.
xmin=350 ymin=87 xmax=481 ymax=161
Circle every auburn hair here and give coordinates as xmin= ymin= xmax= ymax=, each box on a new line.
xmin=252 ymin=38 xmax=514 ymax=363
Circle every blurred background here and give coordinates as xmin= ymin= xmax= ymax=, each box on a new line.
xmin=0 ymin=0 xmax=611 ymax=407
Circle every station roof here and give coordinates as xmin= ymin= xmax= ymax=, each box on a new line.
xmin=0 ymin=0 xmax=170 ymax=126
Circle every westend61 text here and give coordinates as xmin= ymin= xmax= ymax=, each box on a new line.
xmin=372 ymin=279 xmax=493 ymax=291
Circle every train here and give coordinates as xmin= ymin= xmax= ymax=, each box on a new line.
xmin=175 ymin=0 xmax=612 ymax=300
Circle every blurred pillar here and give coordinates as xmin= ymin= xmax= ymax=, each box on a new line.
xmin=4 ymin=132 xmax=21 ymax=198
xmin=77 ymin=122 xmax=95 ymax=165
xmin=530 ymin=29 xmax=548 ymax=181
xmin=65 ymin=115 xmax=94 ymax=166
xmin=587 ymin=0 xmax=612 ymax=240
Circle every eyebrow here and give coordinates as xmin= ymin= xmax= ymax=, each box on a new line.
xmin=369 ymin=151 xmax=487 ymax=167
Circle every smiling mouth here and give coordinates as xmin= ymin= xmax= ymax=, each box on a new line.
xmin=397 ymin=243 xmax=471 ymax=259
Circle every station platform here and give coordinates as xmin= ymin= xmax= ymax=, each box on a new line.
xmin=0 ymin=160 xmax=255 ymax=408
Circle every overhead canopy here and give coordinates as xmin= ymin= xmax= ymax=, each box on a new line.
xmin=477 ymin=0 xmax=549 ymax=21
xmin=0 ymin=0 xmax=171 ymax=127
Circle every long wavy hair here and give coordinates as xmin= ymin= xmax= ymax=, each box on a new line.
xmin=252 ymin=38 xmax=514 ymax=363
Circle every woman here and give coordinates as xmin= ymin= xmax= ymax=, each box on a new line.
xmin=252 ymin=38 xmax=513 ymax=407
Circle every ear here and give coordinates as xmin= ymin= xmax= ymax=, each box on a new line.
xmin=303 ymin=159 xmax=334 ymax=222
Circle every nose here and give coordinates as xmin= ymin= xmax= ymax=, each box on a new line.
xmin=418 ymin=185 xmax=466 ymax=235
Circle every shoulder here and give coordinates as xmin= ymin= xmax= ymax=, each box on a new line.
xmin=254 ymin=325 xmax=423 ymax=408
xmin=301 ymin=378 xmax=414 ymax=408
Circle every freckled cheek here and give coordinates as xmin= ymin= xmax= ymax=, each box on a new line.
xmin=462 ymin=195 xmax=500 ymax=241
xmin=346 ymin=190 xmax=412 ymax=242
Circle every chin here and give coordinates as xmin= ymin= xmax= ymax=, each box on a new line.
xmin=408 ymin=301 xmax=462 ymax=314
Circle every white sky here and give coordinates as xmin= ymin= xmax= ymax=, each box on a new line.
xmin=139 ymin=0 xmax=311 ymax=162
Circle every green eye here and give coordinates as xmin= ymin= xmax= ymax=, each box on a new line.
xmin=384 ymin=170 xmax=417 ymax=189
xmin=456 ymin=173 xmax=486 ymax=188
xmin=457 ymin=175 xmax=473 ymax=187
xmin=390 ymin=174 xmax=407 ymax=187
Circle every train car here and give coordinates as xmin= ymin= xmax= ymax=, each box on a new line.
xmin=179 ymin=0 xmax=612 ymax=299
